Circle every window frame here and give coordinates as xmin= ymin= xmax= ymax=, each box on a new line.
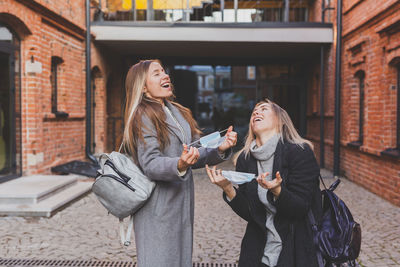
xmin=381 ymin=62 xmax=400 ymax=158
xmin=347 ymin=70 xmax=365 ymax=148
xmin=50 ymin=56 xmax=68 ymax=118
xmin=357 ymin=71 xmax=365 ymax=144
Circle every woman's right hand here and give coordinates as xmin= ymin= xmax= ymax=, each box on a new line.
xmin=178 ymin=144 xmax=200 ymax=172
xmin=206 ymin=165 xmax=236 ymax=200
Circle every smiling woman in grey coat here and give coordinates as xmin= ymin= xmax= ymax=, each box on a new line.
xmin=121 ymin=60 xmax=237 ymax=267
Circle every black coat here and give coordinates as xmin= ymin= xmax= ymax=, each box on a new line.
xmin=224 ymin=140 xmax=322 ymax=267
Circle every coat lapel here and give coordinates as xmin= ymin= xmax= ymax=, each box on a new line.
xmin=164 ymin=101 xmax=191 ymax=145
xmin=272 ymin=140 xmax=284 ymax=185
xmin=246 ymin=179 xmax=268 ymax=233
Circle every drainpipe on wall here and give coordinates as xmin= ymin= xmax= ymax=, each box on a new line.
xmin=319 ymin=0 xmax=326 ymax=168
xmin=85 ymin=0 xmax=97 ymax=164
xmin=320 ymin=45 xmax=325 ymax=168
xmin=333 ymin=0 xmax=343 ymax=177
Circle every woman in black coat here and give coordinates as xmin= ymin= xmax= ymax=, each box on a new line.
xmin=206 ymin=99 xmax=322 ymax=267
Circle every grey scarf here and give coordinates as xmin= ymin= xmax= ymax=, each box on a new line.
xmin=250 ymin=134 xmax=280 ymax=180
xmin=250 ymin=133 xmax=282 ymax=267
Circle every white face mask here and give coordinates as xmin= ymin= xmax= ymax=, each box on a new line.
xmin=221 ymin=170 xmax=256 ymax=185
xmin=189 ymin=129 xmax=228 ymax=149
xmin=199 ymin=131 xmax=226 ymax=148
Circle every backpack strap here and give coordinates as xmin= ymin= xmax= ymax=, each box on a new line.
xmin=118 ymin=141 xmax=124 ymax=153
xmin=119 ymin=215 xmax=134 ymax=246
xmin=308 ymin=210 xmax=325 ymax=267
xmin=318 ymin=174 xmax=328 ymax=190
xmin=309 ymin=172 xmax=328 ymax=267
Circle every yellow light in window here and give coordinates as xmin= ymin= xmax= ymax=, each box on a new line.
xmin=121 ymin=0 xmax=204 ymax=11
xmin=136 ymin=0 xmax=147 ymax=9
xmin=122 ymin=0 xmax=132 ymax=10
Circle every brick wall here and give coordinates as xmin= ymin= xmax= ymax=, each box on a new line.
xmin=92 ymin=68 xmax=107 ymax=154
xmin=0 ymin=0 xmax=107 ymax=175
xmin=105 ymin=60 xmax=125 ymax=152
xmin=339 ymin=0 xmax=400 ymax=206
xmin=342 ymin=0 xmax=398 ymax=37
xmin=309 ymin=0 xmax=400 ymax=206
xmin=29 ymin=0 xmax=86 ymax=29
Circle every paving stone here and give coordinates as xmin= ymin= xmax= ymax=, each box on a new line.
xmin=0 ymin=162 xmax=399 ymax=266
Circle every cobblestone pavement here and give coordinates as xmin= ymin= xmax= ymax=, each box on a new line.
xmin=0 ymin=162 xmax=399 ymax=266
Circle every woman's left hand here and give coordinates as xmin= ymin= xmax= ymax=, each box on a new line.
xmin=206 ymin=165 xmax=236 ymax=200
xmin=218 ymin=126 xmax=237 ymax=153
xmin=257 ymin=171 xmax=282 ymax=197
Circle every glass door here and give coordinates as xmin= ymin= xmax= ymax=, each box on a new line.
xmin=0 ymin=24 xmax=21 ymax=183
xmin=0 ymin=50 xmax=14 ymax=179
xmin=170 ymin=63 xmax=308 ymax=150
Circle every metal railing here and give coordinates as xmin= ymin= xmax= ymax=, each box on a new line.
xmin=94 ymin=0 xmax=315 ymax=23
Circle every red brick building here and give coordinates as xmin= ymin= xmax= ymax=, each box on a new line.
xmin=341 ymin=0 xmax=400 ymax=205
xmin=308 ymin=0 xmax=400 ymax=206
xmin=0 ymin=0 xmax=107 ymax=180
xmin=0 ymin=0 xmax=399 ymax=207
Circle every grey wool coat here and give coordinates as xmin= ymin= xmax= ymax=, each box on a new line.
xmin=133 ymin=101 xmax=230 ymax=267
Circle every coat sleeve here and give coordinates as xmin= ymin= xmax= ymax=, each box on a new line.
xmin=222 ymin=152 xmax=252 ymax=222
xmin=271 ymin=144 xmax=320 ymax=220
xmin=136 ymin=115 xmax=189 ymax=182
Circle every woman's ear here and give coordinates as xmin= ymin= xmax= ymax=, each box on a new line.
xmin=144 ymin=91 xmax=152 ymax=99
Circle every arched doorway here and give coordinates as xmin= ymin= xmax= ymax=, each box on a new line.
xmin=0 ymin=23 xmax=21 ymax=182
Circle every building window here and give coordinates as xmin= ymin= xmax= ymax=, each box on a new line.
xmin=348 ymin=71 xmax=365 ymax=148
xmin=357 ymin=71 xmax=365 ymax=144
xmin=381 ymin=63 xmax=400 ymax=158
xmin=50 ymin=56 xmax=68 ymax=117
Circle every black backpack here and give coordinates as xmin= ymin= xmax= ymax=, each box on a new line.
xmin=309 ymin=177 xmax=362 ymax=267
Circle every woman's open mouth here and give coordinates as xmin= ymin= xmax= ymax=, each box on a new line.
xmin=161 ymin=82 xmax=171 ymax=90
xmin=253 ymin=116 xmax=263 ymax=123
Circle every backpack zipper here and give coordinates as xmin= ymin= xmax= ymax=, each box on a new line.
xmin=100 ymin=174 xmax=136 ymax=192
xmin=105 ymin=160 xmax=131 ymax=183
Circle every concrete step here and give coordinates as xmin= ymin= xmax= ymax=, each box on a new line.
xmin=0 ymin=180 xmax=93 ymax=217
xmin=0 ymin=175 xmax=78 ymax=204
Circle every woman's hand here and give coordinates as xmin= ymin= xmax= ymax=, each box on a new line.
xmin=206 ymin=165 xmax=236 ymax=199
xmin=218 ymin=126 xmax=237 ymax=153
xmin=257 ymin=171 xmax=282 ymax=197
xmin=178 ymin=144 xmax=200 ymax=172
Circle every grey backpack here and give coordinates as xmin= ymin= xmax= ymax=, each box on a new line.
xmin=92 ymin=151 xmax=156 ymax=246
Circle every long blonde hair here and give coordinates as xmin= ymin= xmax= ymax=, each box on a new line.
xmin=122 ymin=60 xmax=201 ymax=162
xmin=233 ymin=99 xmax=313 ymax=164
